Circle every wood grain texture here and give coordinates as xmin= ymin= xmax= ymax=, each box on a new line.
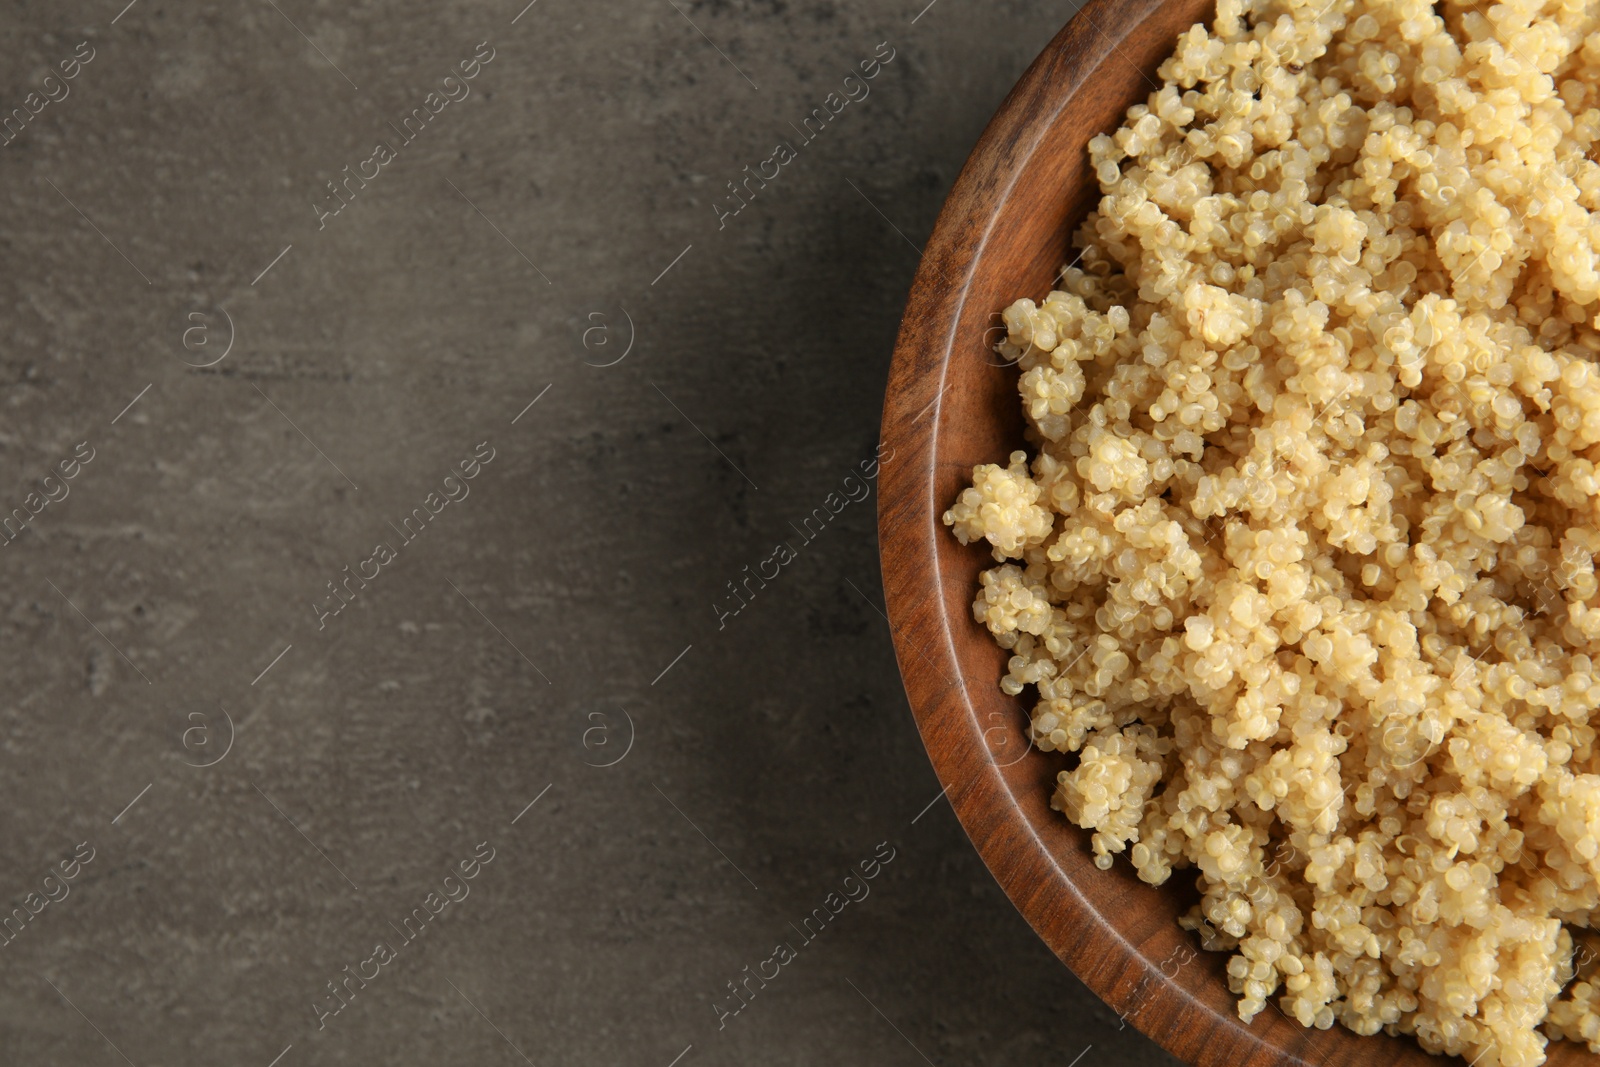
xmin=876 ymin=2 xmax=1582 ymax=1064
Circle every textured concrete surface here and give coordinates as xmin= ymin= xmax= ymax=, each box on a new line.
xmin=0 ymin=1 xmax=1183 ymax=1065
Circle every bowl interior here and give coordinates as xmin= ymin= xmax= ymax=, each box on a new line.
xmin=877 ymin=1 xmax=1578 ymax=1064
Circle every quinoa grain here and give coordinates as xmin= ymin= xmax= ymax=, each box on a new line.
xmin=945 ymin=0 xmax=1600 ymax=1062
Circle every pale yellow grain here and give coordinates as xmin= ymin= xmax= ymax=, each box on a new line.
xmin=946 ymin=0 xmax=1600 ymax=1062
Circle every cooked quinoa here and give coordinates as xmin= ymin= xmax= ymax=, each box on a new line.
xmin=943 ymin=0 xmax=1600 ymax=1062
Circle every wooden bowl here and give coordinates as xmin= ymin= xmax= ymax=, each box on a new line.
xmin=876 ymin=2 xmax=1577 ymax=1064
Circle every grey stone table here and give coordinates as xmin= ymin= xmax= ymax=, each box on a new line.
xmin=0 ymin=1 xmax=1181 ymax=1064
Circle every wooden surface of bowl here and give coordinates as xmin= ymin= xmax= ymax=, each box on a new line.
xmin=876 ymin=1 xmax=1582 ymax=1064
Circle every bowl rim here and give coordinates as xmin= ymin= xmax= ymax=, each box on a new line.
xmin=875 ymin=2 xmax=1330 ymax=1064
